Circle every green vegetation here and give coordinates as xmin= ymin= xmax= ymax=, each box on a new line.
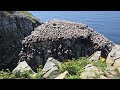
xmin=20 ymin=11 xmax=37 ymax=23
xmin=20 ymin=11 xmax=33 ymax=18
xmin=0 ymin=57 xmax=113 ymax=79
xmin=60 ymin=57 xmax=90 ymax=79
xmin=0 ymin=66 xmax=44 ymax=79
xmin=92 ymin=60 xmax=107 ymax=71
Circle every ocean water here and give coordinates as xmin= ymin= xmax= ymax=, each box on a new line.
xmin=29 ymin=11 xmax=120 ymax=44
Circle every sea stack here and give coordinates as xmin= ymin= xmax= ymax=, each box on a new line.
xmin=19 ymin=19 xmax=115 ymax=70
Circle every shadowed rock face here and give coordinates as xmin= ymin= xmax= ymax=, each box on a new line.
xmin=0 ymin=11 xmax=42 ymax=70
xmin=19 ymin=19 xmax=115 ymax=70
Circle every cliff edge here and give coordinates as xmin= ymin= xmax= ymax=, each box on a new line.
xmin=0 ymin=11 xmax=42 ymax=70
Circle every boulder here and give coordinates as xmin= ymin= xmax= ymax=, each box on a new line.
xmin=54 ymin=71 xmax=69 ymax=79
xmin=47 ymin=57 xmax=61 ymax=68
xmin=80 ymin=71 xmax=96 ymax=79
xmin=81 ymin=64 xmax=103 ymax=79
xmin=106 ymin=44 xmax=120 ymax=67
xmin=12 ymin=61 xmax=35 ymax=74
xmin=42 ymin=57 xmax=61 ymax=79
xmin=84 ymin=65 xmax=103 ymax=75
xmin=89 ymin=51 xmax=101 ymax=61
xmin=42 ymin=57 xmax=61 ymax=74
xmin=19 ymin=19 xmax=115 ymax=70
xmin=113 ymin=60 xmax=120 ymax=69
xmin=42 ymin=66 xmax=60 ymax=79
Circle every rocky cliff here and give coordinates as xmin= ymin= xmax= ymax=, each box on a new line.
xmin=19 ymin=19 xmax=115 ymax=70
xmin=0 ymin=11 xmax=42 ymax=70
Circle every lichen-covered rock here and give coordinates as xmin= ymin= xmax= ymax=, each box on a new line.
xmin=19 ymin=19 xmax=115 ymax=70
xmin=0 ymin=11 xmax=42 ymax=70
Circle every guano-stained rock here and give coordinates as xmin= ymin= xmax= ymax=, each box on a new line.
xmin=19 ymin=19 xmax=115 ymax=70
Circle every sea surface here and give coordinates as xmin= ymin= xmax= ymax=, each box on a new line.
xmin=29 ymin=11 xmax=120 ymax=44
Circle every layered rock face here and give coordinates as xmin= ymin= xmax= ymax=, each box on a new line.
xmin=19 ymin=19 xmax=115 ymax=70
xmin=0 ymin=11 xmax=42 ymax=70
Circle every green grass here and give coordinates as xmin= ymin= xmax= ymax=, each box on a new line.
xmin=92 ymin=60 xmax=107 ymax=71
xmin=60 ymin=57 xmax=91 ymax=79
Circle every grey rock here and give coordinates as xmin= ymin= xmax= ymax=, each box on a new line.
xmin=42 ymin=57 xmax=61 ymax=74
xmin=89 ymin=51 xmax=101 ymax=61
xmin=42 ymin=57 xmax=61 ymax=79
xmin=106 ymin=44 xmax=120 ymax=67
xmin=81 ymin=64 xmax=103 ymax=79
xmin=42 ymin=66 xmax=60 ymax=79
xmin=80 ymin=71 xmax=96 ymax=79
xmin=54 ymin=71 xmax=69 ymax=79
xmin=12 ymin=61 xmax=35 ymax=74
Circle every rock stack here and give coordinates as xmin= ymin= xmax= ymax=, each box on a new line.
xmin=19 ymin=19 xmax=115 ymax=70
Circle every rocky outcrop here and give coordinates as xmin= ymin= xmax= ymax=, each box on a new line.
xmin=19 ymin=19 xmax=115 ymax=70
xmin=42 ymin=57 xmax=60 ymax=79
xmin=0 ymin=11 xmax=42 ymax=70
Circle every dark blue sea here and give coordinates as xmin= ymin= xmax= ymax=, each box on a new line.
xmin=29 ymin=11 xmax=120 ymax=44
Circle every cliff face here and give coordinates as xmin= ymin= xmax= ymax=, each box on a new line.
xmin=19 ymin=19 xmax=115 ymax=70
xmin=0 ymin=11 xmax=42 ymax=70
